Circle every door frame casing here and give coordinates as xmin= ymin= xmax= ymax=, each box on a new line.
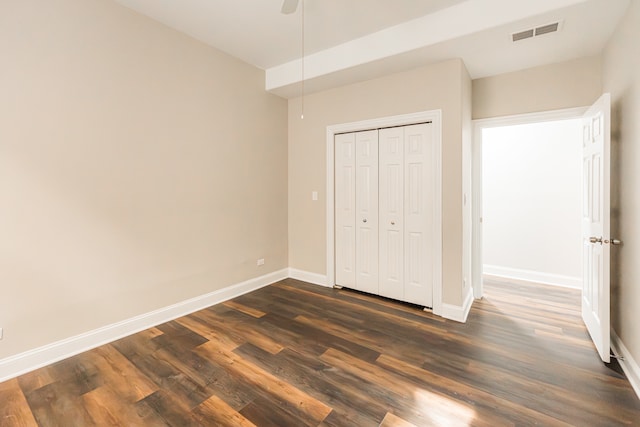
xmin=471 ymin=106 xmax=588 ymax=299
xmin=326 ymin=110 xmax=443 ymax=315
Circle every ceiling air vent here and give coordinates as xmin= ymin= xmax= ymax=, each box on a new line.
xmin=512 ymin=21 xmax=562 ymax=42
xmin=535 ymin=22 xmax=559 ymax=36
xmin=512 ymin=29 xmax=534 ymax=42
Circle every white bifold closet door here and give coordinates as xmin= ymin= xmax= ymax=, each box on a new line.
xmin=402 ymin=123 xmax=434 ymax=307
xmin=378 ymin=126 xmax=404 ymax=300
xmin=335 ymin=130 xmax=379 ymax=294
xmin=354 ymin=130 xmax=379 ymax=294
xmin=335 ymin=123 xmax=433 ymax=307
xmin=335 ymin=132 xmax=357 ymax=289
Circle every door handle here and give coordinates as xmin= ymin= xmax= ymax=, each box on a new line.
xmin=604 ymin=239 xmax=622 ymax=245
xmin=391 ymin=221 xmax=395 ymax=225
xmin=362 ymin=219 xmax=367 ymax=223
xmin=589 ymin=237 xmax=602 ymax=244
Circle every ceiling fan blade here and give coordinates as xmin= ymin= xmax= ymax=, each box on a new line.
xmin=281 ymin=0 xmax=299 ymax=14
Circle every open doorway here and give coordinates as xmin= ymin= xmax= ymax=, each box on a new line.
xmin=472 ymin=107 xmax=587 ymax=299
xmin=482 ymin=118 xmax=583 ymax=288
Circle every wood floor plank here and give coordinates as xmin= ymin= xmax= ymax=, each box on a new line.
xmin=192 ymin=394 xmax=256 ymax=427
xmin=153 ymin=320 xmax=209 ymax=351
xmin=110 ymin=329 xmax=166 ymax=359
xmin=193 ymin=308 xmax=285 ymax=355
xmin=0 ymin=379 xmax=38 ymax=427
xmin=86 ymin=345 xmax=157 ymax=402
xmin=239 ymin=395 xmax=314 ymax=427
xmin=378 ymin=412 xmax=418 ymax=427
xmin=234 ymin=343 xmax=387 ymax=426
xmin=222 ymin=300 xmax=267 ymax=318
xmin=262 ymin=311 xmax=381 ymax=362
xmin=195 ymin=341 xmax=333 ymax=423
xmin=24 ymin=380 xmax=95 ymax=427
xmin=150 ymin=336 xmax=258 ymax=411
xmin=175 ymin=314 xmax=242 ymax=351
xmin=139 ymin=390 xmax=201 ymax=427
xmin=15 ymin=368 xmax=56 ymax=395
xmin=82 ymin=385 xmax=167 ymax=427
xmin=2 ymin=277 xmax=640 ymax=426
xmin=113 ymin=342 xmax=214 ymax=410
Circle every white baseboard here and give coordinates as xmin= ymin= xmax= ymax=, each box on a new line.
xmin=0 ymin=268 xmax=288 ymax=383
xmin=611 ymin=329 xmax=640 ymax=400
xmin=288 ymin=268 xmax=330 ymax=287
xmin=441 ymin=286 xmax=474 ymax=323
xmin=483 ymin=265 xmax=582 ymax=289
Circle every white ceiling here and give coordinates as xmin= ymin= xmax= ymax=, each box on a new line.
xmin=113 ymin=0 xmax=630 ymax=98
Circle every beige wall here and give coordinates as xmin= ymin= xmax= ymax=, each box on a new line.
xmin=288 ymin=59 xmax=466 ymax=305
xmin=473 ymin=56 xmax=603 ymax=119
xmin=0 ymin=0 xmax=288 ymax=359
xmin=603 ymin=1 xmax=640 ymax=370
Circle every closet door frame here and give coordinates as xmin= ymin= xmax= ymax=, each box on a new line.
xmin=326 ymin=110 xmax=443 ymax=315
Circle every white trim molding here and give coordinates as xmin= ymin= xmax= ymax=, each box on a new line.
xmin=441 ymin=286 xmax=474 ymax=323
xmin=0 ymin=269 xmax=288 ymax=383
xmin=326 ymin=110 xmax=443 ymax=316
xmin=473 ymin=106 xmax=589 ymax=128
xmin=288 ymin=268 xmax=330 ymax=287
xmin=483 ymin=265 xmax=582 ymax=289
xmin=611 ymin=329 xmax=640 ymax=400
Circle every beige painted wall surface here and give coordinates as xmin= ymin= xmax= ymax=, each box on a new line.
xmin=603 ymin=1 xmax=640 ymax=371
xmin=0 ymin=0 xmax=288 ymax=359
xmin=288 ymin=59 xmax=465 ymax=305
xmin=473 ymin=56 xmax=603 ymax=119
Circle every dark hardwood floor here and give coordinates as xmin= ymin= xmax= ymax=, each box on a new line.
xmin=1 ymin=277 xmax=639 ymax=426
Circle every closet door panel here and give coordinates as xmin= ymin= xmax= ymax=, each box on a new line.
xmin=335 ymin=133 xmax=356 ymax=288
xmin=404 ymin=123 xmax=434 ymax=307
xmin=355 ymin=130 xmax=379 ymax=294
xmin=378 ymin=127 xmax=404 ymax=300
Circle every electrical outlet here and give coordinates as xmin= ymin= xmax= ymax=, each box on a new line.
xmin=257 ymin=258 xmax=265 ymax=266
xmin=0 ymin=328 xmax=3 ymax=340
xmin=312 ymin=191 xmax=318 ymax=201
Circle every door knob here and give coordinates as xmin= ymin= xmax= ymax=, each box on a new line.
xmin=362 ymin=219 xmax=367 ymax=223
xmin=391 ymin=221 xmax=395 ymax=225
xmin=589 ymin=237 xmax=603 ymax=244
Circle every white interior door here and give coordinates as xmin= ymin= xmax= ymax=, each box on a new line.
xmin=581 ymin=93 xmax=611 ymax=363
xmin=334 ymin=133 xmax=356 ymax=288
xmin=355 ymin=130 xmax=379 ymax=294
xmin=379 ymin=127 xmax=404 ymax=300
xmin=404 ymin=123 xmax=434 ymax=307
